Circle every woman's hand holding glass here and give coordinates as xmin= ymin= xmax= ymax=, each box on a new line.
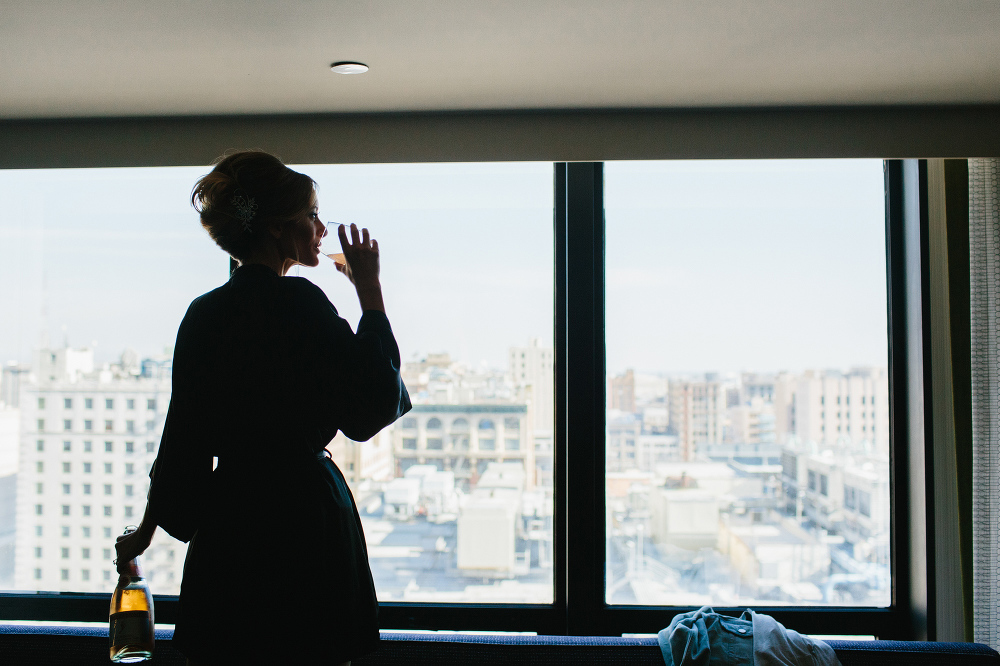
xmin=325 ymin=223 xmax=385 ymax=313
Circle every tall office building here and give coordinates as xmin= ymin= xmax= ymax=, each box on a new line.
xmin=793 ymin=368 xmax=890 ymax=453
xmin=668 ymin=377 xmax=727 ymax=462
xmin=12 ymin=346 xmax=181 ymax=593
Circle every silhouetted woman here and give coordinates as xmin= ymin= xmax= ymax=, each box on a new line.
xmin=116 ymin=151 xmax=410 ymax=665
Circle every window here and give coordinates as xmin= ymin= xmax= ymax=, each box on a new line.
xmin=104 ymin=441 xmax=112 ymax=452
xmin=64 ymin=398 xmax=72 ymax=409
xmin=0 ymin=159 xmax=912 ymax=636
xmin=37 ymin=419 xmax=44 ymax=432
xmin=604 ymin=160 xmax=889 ymax=608
xmin=147 ymin=399 xmax=156 ymax=410
xmin=62 ymin=484 xmax=70 ymax=495
xmin=61 ymin=505 xmax=69 ymax=516
xmin=103 ymin=484 xmax=112 ymax=496
xmin=61 ymin=526 xmax=70 ymax=537
xmin=62 ymin=462 xmax=70 ymax=473
xmin=38 ymin=397 xmax=45 ymax=409
xmin=84 ymin=420 xmax=93 ymax=431
xmin=104 ymin=420 xmax=113 ymax=432
xmin=85 ymin=398 xmax=93 ymax=409
xmin=83 ymin=484 xmax=91 ymax=495
xmin=127 ymin=399 xmax=135 ymax=410
xmin=62 ymin=419 xmax=71 ymax=431
xmin=105 ymin=399 xmax=113 ymax=409
xmin=63 ymin=441 xmax=70 ymax=452
xmin=34 ymin=504 xmax=42 ymax=516
xmin=125 ymin=441 xmax=134 ymax=453
xmin=84 ymin=440 xmax=92 ymax=452
xmin=82 ymin=527 xmax=90 ymax=538
xmin=126 ymin=420 xmax=135 ymax=433
xmin=35 ymin=483 xmax=42 ymax=494
xmin=125 ymin=484 xmax=134 ymax=496
xmin=125 ymin=463 xmax=134 ymax=475
xmin=34 ymin=548 xmax=42 ymax=558
xmin=36 ymin=440 xmax=43 ymax=452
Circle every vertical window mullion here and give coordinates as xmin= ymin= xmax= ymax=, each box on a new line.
xmin=562 ymin=162 xmax=606 ymax=635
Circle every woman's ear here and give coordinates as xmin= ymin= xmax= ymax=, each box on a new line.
xmin=267 ymin=221 xmax=284 ymax=240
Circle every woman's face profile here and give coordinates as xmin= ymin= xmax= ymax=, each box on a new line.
xmin=282 ymin=191 xmax=324 ymax=268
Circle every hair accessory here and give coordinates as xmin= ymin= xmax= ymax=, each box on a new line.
xmin=231 ymin=193 xmax=258 ymax=233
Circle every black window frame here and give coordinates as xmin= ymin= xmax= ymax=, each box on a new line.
xmin=0 ymin=159 xmax=921 ymax=639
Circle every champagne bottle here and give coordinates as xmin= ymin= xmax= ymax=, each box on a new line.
xmin=109 ymin=527 xmax=154 ymax=663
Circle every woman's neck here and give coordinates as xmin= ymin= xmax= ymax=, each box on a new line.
xmin=240 ymin=247 xmax=294 ymax=276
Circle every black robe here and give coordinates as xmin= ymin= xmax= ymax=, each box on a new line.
xmin=146 ymin=263 xmax=411 ymax=663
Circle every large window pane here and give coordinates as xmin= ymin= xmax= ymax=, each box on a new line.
xmin=0 ymin=163 xmax=555 ymax=605
xmin=605 ymin=160 xmax=890 ymax=607
xmin=297 ymin=163 xmax=554 ymax=603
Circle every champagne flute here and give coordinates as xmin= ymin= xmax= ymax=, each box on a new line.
xmin=320 ymin=222 xmax=346 ymax=266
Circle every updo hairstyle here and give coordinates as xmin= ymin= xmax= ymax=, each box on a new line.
xmin=192 ymin=151 xmax=316 ymax=262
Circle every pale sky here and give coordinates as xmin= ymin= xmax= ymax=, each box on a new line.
xmin=0 ymin=159 xmax=886 ymax=376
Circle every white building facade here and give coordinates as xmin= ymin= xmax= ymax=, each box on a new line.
xmin=12 ymin=347 xmax=181 ymax=593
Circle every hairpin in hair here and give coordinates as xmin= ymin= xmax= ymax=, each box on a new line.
xmin=231 ymin=193 xmax=258 ymax=233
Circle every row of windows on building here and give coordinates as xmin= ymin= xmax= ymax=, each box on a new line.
xmin=820 ymin=411 xmax=878 ymax=419
xmin=34 ymin=461 xmax=151 ymax=475
xmin=400 ymin=416 xmax=520 ymax=432
xmin=35 ymin=439 xmax=156 ymax=453
xmin=819 ymin=424 xmax=878 ymax=433
xmin=819 ymin=395 xmax=879 ymax=406
xmin=38 ymin=397 xmax=157 ymax=411
xmin=401 ymin=437 xmax=521 ymax=451
xmin=34 ymin=503 xmax=137 ymax=518
xmin=35 ymin=524 xmax=116 ymax=539
xmin=35 ymin=482 xmax=146 ymax=496
xmin=33 ymin=568 xmax=113 ymax=582
xmin=36 ymin=418 xmax=156 ymax=433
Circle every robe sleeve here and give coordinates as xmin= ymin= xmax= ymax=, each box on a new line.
xmin=145 ymin=300 xmax=214 ymax=543
xmin=339 ymin=309 xmax=412 ymax=440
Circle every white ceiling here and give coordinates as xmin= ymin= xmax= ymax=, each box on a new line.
xmin=3 ymin=0 xmax=1000 ymax=119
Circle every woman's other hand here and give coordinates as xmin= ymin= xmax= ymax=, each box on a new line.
xmin=115 ymin=520 xmax=155 ymax=574
xmin=337 ymin=223 xmax=386 ymax=313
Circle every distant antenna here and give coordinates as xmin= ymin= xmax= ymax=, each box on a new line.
xmin=39 ymin=249 xmax=49 ymax=350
